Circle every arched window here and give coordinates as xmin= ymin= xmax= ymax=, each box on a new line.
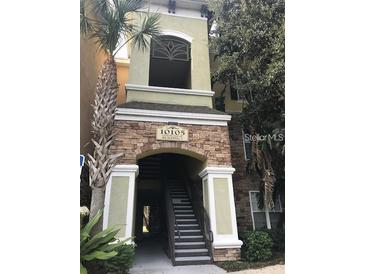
xmin=149 ymin=35 xmax=191 ymax=89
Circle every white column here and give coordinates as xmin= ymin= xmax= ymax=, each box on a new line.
xmin=103 ymin=164 xmax=139 ymax=243
xmin=199 ymin=166 xmax=243 ymax=250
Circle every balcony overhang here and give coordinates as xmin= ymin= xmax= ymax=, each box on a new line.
xmin=125 ymin=84 xmax=214 ymax=108
xmin=125 ymin=84 xmax=214 ymax=97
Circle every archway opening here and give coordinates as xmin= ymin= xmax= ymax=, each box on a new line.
xmin=149 ymin=35 xmax=191 ymax=89
xmin=133 ymin=152 xmax=206 ymax=265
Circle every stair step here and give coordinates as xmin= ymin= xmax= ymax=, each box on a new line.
xmin=175 ymin=235 xmax=203 ymax=239
xmin=173 ymin=199 xmax=191 ymax=203
xmin=174 ymin=210 xmax=193 ymax=214
xmin=175 ymin=229 xmax=201 ymax=236
xmin=174 ymin=205 xmax=192 ymax=209
xmin=175 ymin=235 xmax=203 ymax=242
xmin=175 ymin=248 xmax=208 ymax=253
xmin=175 ymin=229 xmax=201 ymax=233
xmin=175 ymin=224 xmax=199 ymax=230
xmin=170 ymin=189 xmax=186 ymax=191
xmin=173 ymin=202 xmax=192 ymax=205
xmin=176 ymin=223 xmax=199 ymax=226
xmin=175 ymin=255 xmax=210 ymax=261
xmin=175 ymin=242 xmax=206 ymax=249
xmin=175 ymin=214 xmax=195 ymax=218
xmin=174 ymin=256 xmax=211 ymax=265
xmin=176 ymin=219 xmax=197 ymax=224
xmin=175 ymin=248 xmax=209 ymax=257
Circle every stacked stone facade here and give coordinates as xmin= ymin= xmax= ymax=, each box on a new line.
xmin=213 ymin=248 xmax=241 ymax=261
xmin=228 ymin=114 xmax=261 ymax=232
xmin=111 ymin=117 xmax=263 ymax=261
xmin=112 ymin=120 xmax=232 ymax=166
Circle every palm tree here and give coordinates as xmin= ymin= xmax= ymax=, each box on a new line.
xmin=80 ymin=0 xmax=161 ymax=229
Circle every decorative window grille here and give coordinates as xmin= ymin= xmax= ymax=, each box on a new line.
xmin=249 ymin=191 xmax=282 ymax=230
xmin=151 ymin=36 xmax=190 ymax=62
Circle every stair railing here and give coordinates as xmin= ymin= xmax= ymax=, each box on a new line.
xmin=164 ymin=184 xmax=179 ymax=265
xmin=183 ymin=175 xmax=214 ymax=261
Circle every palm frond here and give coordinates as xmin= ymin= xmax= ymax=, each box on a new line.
xmin=92 ymin=0 xmax=113 ymax=16
xmin=131 ymin=12 xmax=161 ymax=51
xmin=80 ymin=0 xmax=94 ymax=36
xmin=118 ymin=0 xmax=145 ymax=14
xmin=89 ymin=8 xmax=121 ymax=54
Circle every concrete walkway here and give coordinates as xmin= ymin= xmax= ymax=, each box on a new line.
xmin=130 ymin=236 xmax=226 ymax=274
xmin=229 ymin=264 xmax=284 ymax=274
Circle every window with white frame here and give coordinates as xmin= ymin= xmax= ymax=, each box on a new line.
xmin=249 ymin=191 xmax=282 ymax=230
xmin=242 ymin=130 xmax=252 ymax=161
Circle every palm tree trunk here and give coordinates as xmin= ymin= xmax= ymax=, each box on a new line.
xmin=88 ymin=55 xmax=119 ymax=230
xmin=89 ymin=187 xmax=105 ymax=232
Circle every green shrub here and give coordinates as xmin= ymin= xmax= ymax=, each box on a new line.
xmin=105 ymin=244 xmax=135 ymax=274
xmin=80 ymin=210 xmax=128 ymax=274
xmin=266 ymin=228 xmax=285 ymax=253
xmin=240 ymin=231 xmax=273 ymax=262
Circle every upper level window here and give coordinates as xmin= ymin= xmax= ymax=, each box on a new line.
xmin=151 ymin=36 xmax=190 ymax=61
xmin=242 ymin=130 xmax=252 ymax=161
xmin=149 ymin=36 xmax=191 ymax=89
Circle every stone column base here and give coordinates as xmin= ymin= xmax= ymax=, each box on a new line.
xmin=213 ymin=248 xmax=241 ymax=261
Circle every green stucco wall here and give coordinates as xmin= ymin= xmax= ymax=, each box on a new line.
xmin=213 ymin=178 xmax=233 ymax=235
xmin=126 ymin=89 xmax=212 ymax=107
xmin=127 ymin=13 xmax=212 ymax=105
xmin=202 ymin=178 xmax=209 ymax=213
xmin=108 ymin=176 xmax=130 ymax=238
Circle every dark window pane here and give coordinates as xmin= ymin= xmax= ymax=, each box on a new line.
xmin=243 ymin=132 xmax=252 ymax=160
xmin=230 ymin=85 xmax=238 ymax=100
xmin=253 ymin=212 xmax=267 ymax=229
xmin=269 ymin=212 xmax=281 ymax=229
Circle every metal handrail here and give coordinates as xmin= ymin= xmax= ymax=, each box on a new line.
xmin=164 ymin=185 xmax=180 ymax=265
xmin=183 ymin=176 xmax=214 ymax=260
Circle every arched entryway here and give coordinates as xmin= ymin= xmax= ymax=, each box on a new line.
xmin=134 ymin=152 xmax=208 ymax=265
xmin=103 ymin=147 xmax=242 ymax=264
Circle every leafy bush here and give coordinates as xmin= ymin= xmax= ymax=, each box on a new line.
xmin=105 ymin=244 xmax=135 ymax=274
xmin=240 ymin=231 xmax=273 ymax=262
xmin=266 ymin=228 xmax=285 ymax=253
xmin=80 ymin=210 xmax=127 ymax=274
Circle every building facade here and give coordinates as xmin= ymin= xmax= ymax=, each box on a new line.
xmin=80 ymin=0 xmax=283 ymax=265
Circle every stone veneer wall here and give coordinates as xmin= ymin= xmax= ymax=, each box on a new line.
xmin=213 ymin=248 xmax=241 ymax=261
xmin=228 ymin=114 xmax=261 ymax=232
xmin=111 ymin=120 xmax=232 ymax=165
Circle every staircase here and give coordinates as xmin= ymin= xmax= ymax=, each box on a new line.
xmin=139 ymin=155 xmax=161 ymax=180
xmin=167 ymin=180 xmax=212 ymax=266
